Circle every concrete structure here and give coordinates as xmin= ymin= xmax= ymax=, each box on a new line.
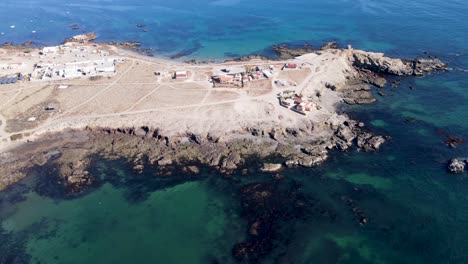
xmin=96 ymin=60 xmax=115 ymax=73
xmin=32 ymin=59 xmax=117 ymax=80
xmin=174 ymin=71 xmax=188 ymax=79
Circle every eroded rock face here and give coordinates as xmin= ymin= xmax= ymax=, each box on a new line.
xmin=351 ymin=51 xmax=414 ymax=76
xmin=357 ymin=133 xmax=386 ymax=152
xmin=0 ymin=117 xmax=388 ymax=193
xmin=350 ymin=50 xmax=447 ymax=76
xmin=410 ymin=58 xmax=448 ymax=76
xmin=447 ymin=159 xmax=465 ymax=174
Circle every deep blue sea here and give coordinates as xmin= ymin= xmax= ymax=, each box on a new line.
xmin=1 ymin=0 xmax=468 ymax=263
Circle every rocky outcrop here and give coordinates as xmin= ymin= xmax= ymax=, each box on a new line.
xmin=64 ymin=32 xmax=97 ymax=44
xmin=108 ymin=41 xmax=142 ymax=49
xmin=0 ymin=114 xmax=388 ymax=192
xmin=320 ymin=41 xmax=339 ymax=50
xmin=260 ymin=163 xmax=282 ymax=173
xmin=157 ymin=158 xmax=173 ymax=166
xmin=184 ymin=166 xmax=200 ymax=174
xmin=350 ymin=50 xmax=447 ymax=76
xmin=351 ymin=50 xmax=413 ymax=75
xmin=342 ymin=90 xmax=376 ymax=105
xmin=341 ymin=82 xmax=377 ymax=105
xmin=335 ymin=124 xmax=357 ymax=149
xmin=272 ymin=44 xmax=316 ymax=59
xmin=225 ymin=54 xmax=270 ymax=62
xmin=59 ymin=158 xmax=94 ymax=193
xmin=357 ymin=133 xmax=387 ymax=152
xmin=409 ymin=58 xmax=448 ymax=76
xmin=1 ymin=41 xmax=35 ymax=50
xmin=447 ymin=158 xmax=466 ymax=174
xmin=354 ymin=69 xmax=387 ymax=88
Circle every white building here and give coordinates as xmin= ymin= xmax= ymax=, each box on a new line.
xmin=262 ymin=70 xmax=273 ymax=79
xmin=175 ymin=71 xmax=188 ymax=79
xmin=96 ymin=60 xmax=115 ymax=73
xmin=42 ymin=46 xmax=58 ymax=53
xmin=64 ymin=66 xmax=80 ymax=78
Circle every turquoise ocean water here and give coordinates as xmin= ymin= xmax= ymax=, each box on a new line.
xmin=1 ymin=0 xmax=468 ymax=263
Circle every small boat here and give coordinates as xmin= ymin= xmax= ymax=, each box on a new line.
xmin=10 ymin=25 xmax=15 ymax=29
xmin=32 ymin=30 xmax=36 ymax=34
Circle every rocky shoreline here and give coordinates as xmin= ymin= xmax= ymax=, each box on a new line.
xmin=0 ymin=116 xmax=385 ymax=193
xmin=0 ymin=38 xmax=451 ymax=262
xmin=0 ymin=40 xmax=447 ymax=194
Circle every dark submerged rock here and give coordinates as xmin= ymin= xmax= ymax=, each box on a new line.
xmin=272 ymin=44 xmax=316 ymax=59
xmin=232 ymin=182 xmax=305 ymax=261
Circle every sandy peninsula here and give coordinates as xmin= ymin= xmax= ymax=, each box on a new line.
xmin=0 ymin=34 xmax=446 ymax=191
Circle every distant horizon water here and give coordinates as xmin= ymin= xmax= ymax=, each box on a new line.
xmin=1 ymin=0 xmax=467 ymax=60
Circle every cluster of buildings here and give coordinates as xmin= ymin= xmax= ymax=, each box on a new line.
xmin=278 ymin=90 xmax=318 ymax=116
xmin=211 ymin=65 xmax=275 ymax=88
xmin=32 ymin=59 xmax=116 ymax=80
xmin=40 ymin=44 xmax=110 ymax=58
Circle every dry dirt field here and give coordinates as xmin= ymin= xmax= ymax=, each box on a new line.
xmin=0 ymin=44 xmax=354 ymax=149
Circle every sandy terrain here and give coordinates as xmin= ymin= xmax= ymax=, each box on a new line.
xmin=0 ymin=42 xmax=359 ymax=152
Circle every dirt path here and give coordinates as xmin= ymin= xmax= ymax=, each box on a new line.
xmin=52 ymin=60 xmax=136 ymax=120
